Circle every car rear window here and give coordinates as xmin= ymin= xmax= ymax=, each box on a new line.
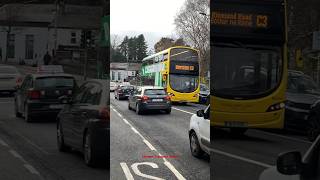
xmin=121 ymin=86 xmax=134 ymax=90
xmin=35 ymin=77 xmax=74 ymax=88
xmin=0 ymin=67 xmax=18 ymax=74
xmin=144 ymin=89 xmax=166 ymax=95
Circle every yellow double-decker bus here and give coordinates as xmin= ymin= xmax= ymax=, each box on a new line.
xmin=211 ymin=0 xmax=288 ymax=134
xmin=141 ymin=46 xmax=200 ymax=103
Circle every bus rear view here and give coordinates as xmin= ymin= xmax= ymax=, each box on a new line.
xmin=210 ymin=0 xmax=288 ymax=134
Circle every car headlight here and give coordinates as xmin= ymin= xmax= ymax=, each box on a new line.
xmin=267 ymin=102 xmax=286 ymax=112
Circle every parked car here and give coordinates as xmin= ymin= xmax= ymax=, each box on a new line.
xmin=114 ymin=84 xmax=134 ymax=100
xmin=14 ymin=71 xmax=77 ymax=122
xmin=199 ymin=84 xmax=210 ymax=104
xmin=128 ymin=86 xmax=171 ymax=114
xmin=110 ymin=81 xmax=117 ymax=92
xmin=189 ymin=105 xmax=210 ymax=158
xmin=285 ymin=70 xmax=320 ymax=141
xmin=57 ymin=79 xmax=109 ymax=167
xmin=259 ymin=135 xmax=320 ymax=180
xmin=0 ymin=65 xmax=22 ymax=94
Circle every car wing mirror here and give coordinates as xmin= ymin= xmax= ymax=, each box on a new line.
xmin=196 ymin=110 xmax=205 ymax=117
xmin=277 ymin=151 xmax=302 ymax=175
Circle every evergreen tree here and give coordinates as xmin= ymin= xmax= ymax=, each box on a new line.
xmin=136 ymin=34 xmax=148 ymax=62
xmin=119 ymin=36 xmax=129 ymax=60
xmin=127 ymin=37 xmax=137 ymax=61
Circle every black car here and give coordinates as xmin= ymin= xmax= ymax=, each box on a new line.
xmin=114 ymin=84 xmax=134 ymax=100
xmin=128 ymin=86 xmax=171 ymax=114
xmin=259 ymin=135 xmax=320 ymax=180
xmin=57 ymin=79 xmax=109 ymax=167
xmin=285 ymin=70 xmax=320 ymax=140
xmin=14 ymin=73 xmax=77 ymax=122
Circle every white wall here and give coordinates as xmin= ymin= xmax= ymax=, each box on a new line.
xmin=0 ymin=26 xmax=49 ymax=63
xmin=110 ymin=69 xmax=136 ymax=82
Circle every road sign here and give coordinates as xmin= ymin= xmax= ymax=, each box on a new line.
xmin=100 ymin=16 xmax=110 ymax=47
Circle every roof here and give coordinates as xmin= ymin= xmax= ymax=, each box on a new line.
xmin=140 ymin=86 xmax=164 ymax=90
xmin=0 ymin=4 xmax=102 ymax=29
xmin=30 ymin=73 xmax=75 ymax=78
xmin=110 ymin=63 xmax=141 ymax=71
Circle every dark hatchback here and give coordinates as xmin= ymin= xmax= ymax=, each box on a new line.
xmin=285 ymin=71 xmax=320 ymax=140
xmin=128 ymin=86 xmax=171 ymax=114
xmin=57 ymin=79 xmax=109 ymax=167
xmin=14 ymin=73 xmax=76 ymax=122
xmin=114 ymin=84 xmax=134 ymax=100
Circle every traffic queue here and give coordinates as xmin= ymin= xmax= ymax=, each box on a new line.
xmin=4 ymin=65 xmax=109 ymax=168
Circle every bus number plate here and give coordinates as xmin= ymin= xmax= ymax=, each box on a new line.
xmin=224 ymin=121 xmax=248 ymax=128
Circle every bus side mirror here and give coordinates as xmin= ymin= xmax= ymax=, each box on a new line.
xmin=277 ymin=151 xmax=302 ymax=175
xmin=197 ymin=110 xmax=204 ymax=117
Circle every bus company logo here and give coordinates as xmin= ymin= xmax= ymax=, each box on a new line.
xmin=256 ymin=15 xmax=268 ymax=28
xmin=175 ymin=65 xmax=194 ymax=71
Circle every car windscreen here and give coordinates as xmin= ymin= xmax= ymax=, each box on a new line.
xmin=35 ymin=77 xmax=74 ymax=88
xmin=0 ymin=67 xmax=18 ymax=74
xmin=144 ymin=89 xmax=166 ymax=95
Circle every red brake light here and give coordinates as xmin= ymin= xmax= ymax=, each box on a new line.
xmin=99 ymin=106 xmax=110 ymax=123
xmin=141 ymin=95 xmax=149 ymax=102
xmin=165 ymin=95 xmax=171 ymax=101
xmin=27 ymin=90 xmax=40 ymax=99
xmin=16 ymin=77 xmax=22 ymax=84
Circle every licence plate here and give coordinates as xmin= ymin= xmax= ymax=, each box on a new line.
xmin=152 ymin=99 xmax=163 ymax=102
xmin=224 ymin=121 xmax=248 ymax=128
xmin=49 ymin=104 xmax=64 ymax=109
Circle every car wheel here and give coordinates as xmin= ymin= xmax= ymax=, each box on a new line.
xmin=24 ymin=105 xmax=32 ymax=123
xmin=115 ymin=94 xmax=117 ymax=99
xmin=57 ymin=122 xmax=69 ymax=152
xmin=165 ymin=108 xmax=171 ymax=114
xmin=136 ymin=104 xmax=142 ymax=115
xmin=128 ymin=103 xmax=132 ymax=110
xmin=307 ymin=114 xmax=320 ymax=142
xmin=189 ymin=131 xmax=204 ymax=158
xmin=14 ymin=100 xmax=22 ymax=118
xmin=84 ymin=131 xmax=100 ymax=167
xmin=230 ymin=128 xmax=247 ymax=136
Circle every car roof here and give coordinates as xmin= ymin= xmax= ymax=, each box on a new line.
xmin=30 ymin=73 xmax=75 ymax=79
xmin=0 ymin=65 xmax=17 ymax=68
xmin=141 ymin=86 xmax=164 ymax=90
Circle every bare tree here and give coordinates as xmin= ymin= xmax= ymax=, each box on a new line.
xmin=174 ymin=0 xmax=209 ymax=78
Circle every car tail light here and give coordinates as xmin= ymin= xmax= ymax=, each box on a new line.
xmin=27 ymin=90 xmax=40 ymax=99
xmin=99 ymin=106 xmax=110 ymax=123
xmin=139 ymin=95 xmax=149 ymax=102
xmin=16 ymin=77 xmax=22 ymax=84
xmin=164 ymin=95 xmax=171 ymax=101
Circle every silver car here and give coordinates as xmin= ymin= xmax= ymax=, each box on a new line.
xmin=0 ymin=65 xmax=22 ymax=94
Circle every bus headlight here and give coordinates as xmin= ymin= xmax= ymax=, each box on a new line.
xmin=267 ymin=102 xmax=286 ymax=112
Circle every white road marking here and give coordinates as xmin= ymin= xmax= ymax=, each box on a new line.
xmin=9 ymin=150 xmax=27 ymax=163
xmin=172 ymin=107 xmax=195 ymax=115
xmin=131 ymin=127 xmax=139 ymax=134
xmin=254 ymin=130 xmax=312 ymax=144
xmin=24 ymin=164 xmax=41 ymax=175
xmin=120 ymin=162 xmax=135 ymax=180
xmin=0 ymin=138 xmax=9 ymax=147
xmin=123 ymin=118 xmax=130 ymax=125
xmin=164 ymin=161 xmax=187 ymax=180
xmin=131 ymin=162 xmax=165 ymax=180
xmin=143 ymin=139 xmax=156 ymax=151
xmin=211 ymin=148 xmax=273 ymax=168
xmin=111 ymin=106 xmax=186 ymax=180
xmin=15 ymin=133 xmax=50 ymax=155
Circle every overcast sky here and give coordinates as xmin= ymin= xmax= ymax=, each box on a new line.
xmin=111 ymin=0 xmax=185 ymax=36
